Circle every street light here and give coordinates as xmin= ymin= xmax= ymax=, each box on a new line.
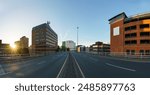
xmin=77 ymin=27 xmax=79 ymax=46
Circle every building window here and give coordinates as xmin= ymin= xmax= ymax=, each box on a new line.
xmin=124 ymin=25 xmax=136 ymax=31
xmin=125 ymin=34 xmax=130 ymax=38
xmin=131 ymin=40 xmax=137 ymax=44
xmin=140 ymin=40 xmax=150 ymax=44
xmin=140 ymin=32 xmax=150 ymax=37
xmin=125 ymin=40 xmax=137 ymax=45
xmin=126 ymin=50 xmax=130 ymax=55
xmin=125 ymin=33 xmax=137 ymax=38
xmin=140 ymin=50 xmax=144 ymax=55
xmin=113 ymin=27 xmax=120 ymax=36
xmin=125 ymin=41 xmax=130 ymax=45
xmin=140 ymin=24 xmax=149 ymax=29
xmin=131 ymin=50 xmax=135 ymax=55
xmin=145 ymin=50 xmax=150 ymax=55
xmin=125 ymin=27 xmax=130 ymax=31
xmin=130 ymin=25 xmax=136 ymax=30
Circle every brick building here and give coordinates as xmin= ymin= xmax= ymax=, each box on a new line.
xmin=109 ymin=12 xmax=150 ymax=55
xmin=90 ymin=41 xmax=110 ymax=53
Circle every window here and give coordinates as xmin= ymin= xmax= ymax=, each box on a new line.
xmin=125 ymin=41 xmax=130 ymax=45
xmin=124 ymin=25 xmax=136 ymax=31
xmin=140 ymin=32 xmax=150 ymax=37
xmin=113 ymin=27 xmax=120 ymax=36
xmin=140 ymin=24 xmax=149 ymax=29
xmin=130 ymin=26 xmax=136 ymax=30
xmin=125 ymin=40 xmax=137 ymax=45
xmin=125 ymin=33 xmax=137 ymax=38
xmin=145 ymin=50 xmax=150 ymax=55
xmin=131 ymin=33 xmax=137 ymax=37
xmin=140 ymin=50 xmax=144 ymax=55
xmin=131 ymin=50 xmax=135 ymax=55
xmin=125 ymin=27 xmax=130 ymax=31
xmin=125 ymin=34 xmax=130 ymax=38
xmin=126 ymin=50 xmax=130 ymax=55
xmin=131 ymin=40 xmax=137 ymax=44
xmin=140 ymin=40 xmax=150 ymax=44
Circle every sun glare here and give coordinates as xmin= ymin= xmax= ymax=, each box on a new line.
xmin=11 ymin=44 xmax=16 ymax=49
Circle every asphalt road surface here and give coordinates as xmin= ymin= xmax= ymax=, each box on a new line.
xmin=0 ymin=52 xmax=150 ymax=78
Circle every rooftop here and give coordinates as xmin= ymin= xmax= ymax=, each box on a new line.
xmin=108 ymin=12 xmax=127 ymax=21
xmin=129 ymin=12 xmax=150 ymax=18
xmin=32 ymin=22 xmax=57 ymax=36
xmin=108 ymin=12 xmax=127 ymax=24
xmin=109 ymin=12 xmax=150 ymax=24
xmin=124 ymin=12 xmax=150 ymax=24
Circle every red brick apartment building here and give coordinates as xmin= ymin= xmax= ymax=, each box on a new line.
xmin=109 ymin=12 xmax=150 ymax=55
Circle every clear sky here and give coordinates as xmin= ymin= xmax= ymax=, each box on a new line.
xmin=0 ymin=0 xmax=150 ymax=47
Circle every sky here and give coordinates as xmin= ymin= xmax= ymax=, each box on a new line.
xmin=0 ymin=0 xmax=150 ymax=47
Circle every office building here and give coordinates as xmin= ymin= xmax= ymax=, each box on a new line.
xmin=14 ymin=36 xmax=29 ymax=54
xmin=62 ymin=40 xmax=76 ymax=51
xmin=0 ymin=40 xmax=10 ymax=54
xmin=15 ymin=41 xmax=20 ymax=49
xmin=15 ymin=36 xmax=28 ymax=49
xmin=90 ymin=41 xmax=110 ymax=53
xmin=0 ymin=40 xmax=1 ymax=49
xmin=109 ymin=12 xmax=150 ymax=55
xmin=20 ymin=36 xmax=29 ymax=49
xmin=32 ymin=22 xmax=58 ymax=54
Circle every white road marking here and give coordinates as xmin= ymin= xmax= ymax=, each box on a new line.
xmin=38 ymin=61 xmax=46 ymax=65
xmin=56 ymin=54 xmax=69 ymax=78
xmin=72 ymin=55 xmax=85 ymax=78
xmin=105 ymin=63 xmax=136 ymax=72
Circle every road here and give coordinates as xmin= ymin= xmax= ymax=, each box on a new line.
xmin=0 ymin=52 xmax=150 ymax=78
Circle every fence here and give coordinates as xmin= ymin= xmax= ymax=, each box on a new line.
xmin=85 ymin=51 xmax=150 ymax=59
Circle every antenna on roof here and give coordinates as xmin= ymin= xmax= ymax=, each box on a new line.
xmin=47 ymin=21 xmax=50 ymax=25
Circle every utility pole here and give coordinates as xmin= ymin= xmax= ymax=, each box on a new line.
xmin=77 ymin=27 xmax=79 ymax=46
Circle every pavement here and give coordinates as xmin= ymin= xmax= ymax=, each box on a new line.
xmin=57 ymin=52 xmax=84 ymax=78
xmin=0 ymin=52 xmax=150 ymax=78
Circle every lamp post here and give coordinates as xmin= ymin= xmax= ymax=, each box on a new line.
xmin=77 ymin=27 xmax=79 ymax=46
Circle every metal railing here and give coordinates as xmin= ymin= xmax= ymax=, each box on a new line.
xmin=85 ymin=51 xmax=150 ymax=59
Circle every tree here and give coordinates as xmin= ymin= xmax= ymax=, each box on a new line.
xmin=61 ymin=46 xmax=66 ymax=51
xmin=56 ymin=46 xmax=60 ymax=52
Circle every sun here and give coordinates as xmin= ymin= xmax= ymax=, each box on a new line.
xmin=11 ymin=44 xmax=16 ymax=49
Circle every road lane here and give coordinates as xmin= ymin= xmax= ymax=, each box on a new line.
xmin=105 ymin=63 xmax=136 ymax=72
xmin=57 ymin=53 xmax=84 ymax=78
xmin=27 ymin=53 xmax=68 ymax=78
xmin=0 ymin=52 xmax=67 ymax=78
xmin=57 ymin=54 xmax=69 ymax=78
xmin=72 ymin=52 xmax=150 ymax=78
xmin=1 ymin=51 xmax=150 ymax=78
